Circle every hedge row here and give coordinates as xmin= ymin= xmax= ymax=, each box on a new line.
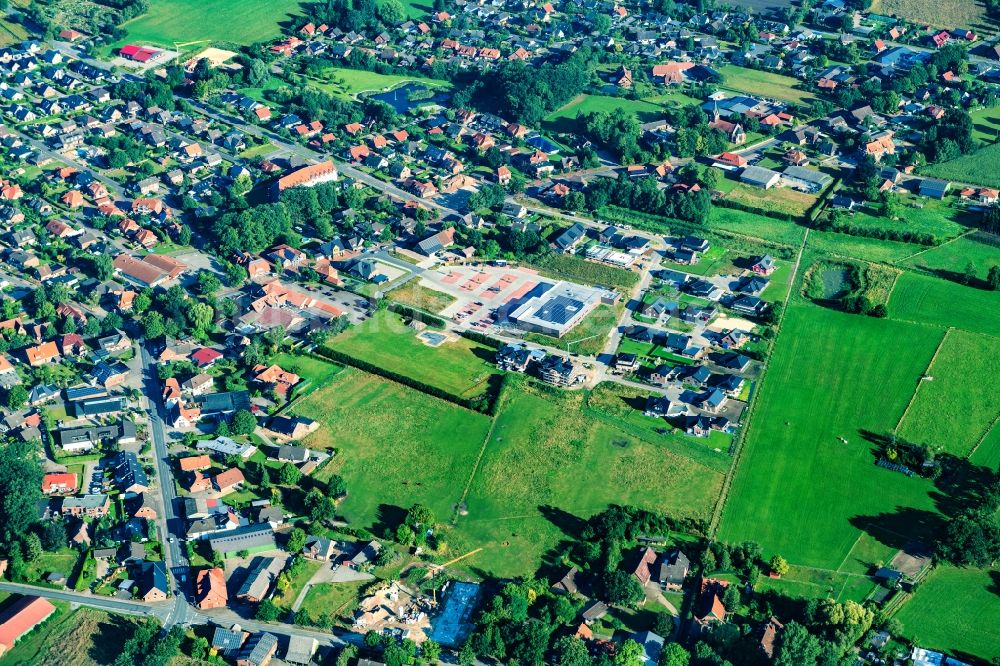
xmin=458 ymin=329 xmax=505 ymax=350
xmin=386 ymin=302 xmax=446 ymax=329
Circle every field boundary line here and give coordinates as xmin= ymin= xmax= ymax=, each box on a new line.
xmin=894 ymin=327 xmax=952 ymax=432
xmin=835 ymin=534 xmax=864 ymax=573
xmin=451 ymin=380 xmax=513 ymax=525
xmin=966 ymin=411 xmax=1000 ymax=461
xmin=894 ymin=230 xmax=974 ymax=265
xmin=708 ymin=228 xmax=809 ymax=537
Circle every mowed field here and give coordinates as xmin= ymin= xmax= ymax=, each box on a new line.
xmin=118 ymin=0 xmax=308 ymax=47
xmin=894 ymin=566 xmax=1000 ymax=661
xmin=921 ymin=143 xmax=1000 ymax=189
xmin=454 ymin=383 xmax=725 ymax=577
xmin=897 ymin=329 xmax=1000 ymax=456
xmin=717 ymin=64 xmax=815 ymax=104
xmin=328 ymin=310 xmax=500 ymax=399
xmin=969 ymin=105 xmax=1000 ymax=143
xmin=718 ymin=304 xmax=943 ymax=569
xmin=889 ymin=271 xmax=1000 ymax=336
xmin=543 ymin=94 xmax=666 ymax=132
xmin=301 ymin=369 xmax=491 ymax=528
xmin=904 ymin=231 xmax=1000 ymax=276
xmin=872 ymin=0 xmax=995 ymax=31
xmin=310 ymin=67 xmax=451 ymax=98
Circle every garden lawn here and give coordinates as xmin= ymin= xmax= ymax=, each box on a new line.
xmin=903 ymin=231 xmax=1000 ymax=276
xmin=118 ymin=0 xmax=307 ymax=48
xmin=707 ymin=208 xmax=806 ymax=246
xmin=660 ymin=245 xmax=732 ymax=277
xmin=717 ymin=65 xmax=815 ymax=104
xmin=387 ymin=280 xmax=457 ymax=314
xmin=898 ymin=330 xmax=1000 ymax=457
xmin=299 ymin=369 xmax=490 ymax=530
xmin=453 ymin=383 xmax=724 ymax=578
xmin=543 ymin=94 xmax=665 ymax=133
xmin=894 ymin=566 xmax=1000 ymax=662
xmin=888 ymin=271 xmax=1000 ymax=336
xmin=719 ymin=303 xmax=943 ymax=569
xmin=272 ymin=559 xmax=323 ymax=610
xmin=921 ymin=143 xmax=1000 ymax=189
xmin=328 ymin=310 xmax=500 ymax=399
xmin=270 ymin=352 xmax=343 ymax=391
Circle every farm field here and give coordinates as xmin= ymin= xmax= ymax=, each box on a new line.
xmin=0 ymin=17 xmax=29 ymax=47
xmin=301 ymin=369 xmax=491 ymax=529
xmin=328 ymin=310 xmax=500 ymax=399
xmin=871 ymin=0 xmax=994 ymax=31
xmin=387 ymin=280 xmax=457 ymax=314
xmin=707 ymin=207 xmax=806 ymax=246
xmin=897 ymin=329 xmax=1000 ymax=456
xmin=717 ymin=64 xmax=815 ymax=104
xmin=921 ymin=143 xmax=1000 ymax=189
xmin=904 ymin=231 xmax=1000 ymax=276
xmin=724 ymin=183 xmax=817 ymax=218
xmin=888 ymin=271 xmax=1000 ymax=336
xmin=118 ymin=0 xmax=307 ymax=48
xmin=453 ymin=382 xmax=725 ymax=577
xmin=894 ymin=566 xmax=1000 ymax=662
xmin=543 ymin=94 xmax=665 ymax=132
xmin=718 ymin=303 xmax=943 ymax=569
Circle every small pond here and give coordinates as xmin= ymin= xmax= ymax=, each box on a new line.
xmin=366 ymin=83 xmax=450 ymax=114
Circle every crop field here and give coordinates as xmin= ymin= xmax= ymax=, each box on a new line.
xmin=894 ymin=566 xmax=1000 ymax=661
xmin=329 ymin=310 xmax=500 ymax=399
xmin=387 ymin=281 xmax=457 ymax=314
xmin=717 ymin=65 xmax=815 ymax=104
xmin=897 ymin=330 xmax=1000 ymax=456
xmin=301 ymin=369 xmax=490 ymax=529
xmin=543 ymin=94 xmax=666 ymax=132
xmin=118 ymin=0 xmax=308 ymax=48
xmin=871 ymin=0 xmax=995 ymax=31
xmin=719 ymin=304 xmax=943 ymax=569
xmin=969 ymin=105 xmax=1000 ymax=144
xmin=904 ymin=231 xmax=1000 ymax=276
xmin=888 ymin=271 xmax=1000 ymax=336
xmin=453 ymin=383 xmax=724 ymax=577
xmin=921 ymin=143 xmax=1000 ymax=189
xmin=725 ymin=184 xmax=817 ymax=218
xmin=707 ymin=208 xmax=806 ymax=246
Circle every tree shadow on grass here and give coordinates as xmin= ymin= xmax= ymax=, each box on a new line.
xmin=372 ymin=503 xmax=407 ymax=539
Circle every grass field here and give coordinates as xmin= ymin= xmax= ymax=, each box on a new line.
xmin=1 ymin=605 xmax=139 ymax=665
xmin=921 ymin=143 xmax=1000 ymax=189
xmin=454 ymin=382 xmax=724 ymax=577
xmin=707 ymin=208 xmax=806 ymax=246
xmin=387 ymin=281 xmax=457 ymax=314
xmin=888 ymin=271 xmax=1000 ymax=336
xmin=904 ymin=231 xmax=1000 ymax=276
xmin=523 ymin=304 xmax=621 ymax=356
xmin=307 ymin=67 xmax=451 ymax=99
xmin=834 ymin=199 xmax=972 ymax=244
xmin=543 ymin=94 xmax=666 ymax=132
xmin=894 ymin=565 xmax=1000 ymax=662
xmin=329 ymin=310 xmax=500 ymax=399
xmin=300 ymin=369 xmax=490 ymax=530
xmin=725 ymin=184 xmax=817 ymax=218
xmin=897 ymin=330 xmax=1000 ymax=456
xmin=0 ymin=16 xmax=29 ymax=47
xmin=808 ymin=230 xmax=923 ymax=264
xmin=300 ymin=580 xmax=366 ymax=619
xmin=270 ymin=352 xmax=343 ymax=390
xmin=969 ymin=105 xmax=1000 ymax=144
xmin=118 ymin=0 xmax=307 ymax=48
xmin=717 ymin=65 xmax=815 ymax=104
xmin=719 ymin=303 xmax=943 ymax=569
xmin=872 ymin=0 xmax=995 ymax=31
xmin=529 ymin=252 xmax=640 ymax=290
